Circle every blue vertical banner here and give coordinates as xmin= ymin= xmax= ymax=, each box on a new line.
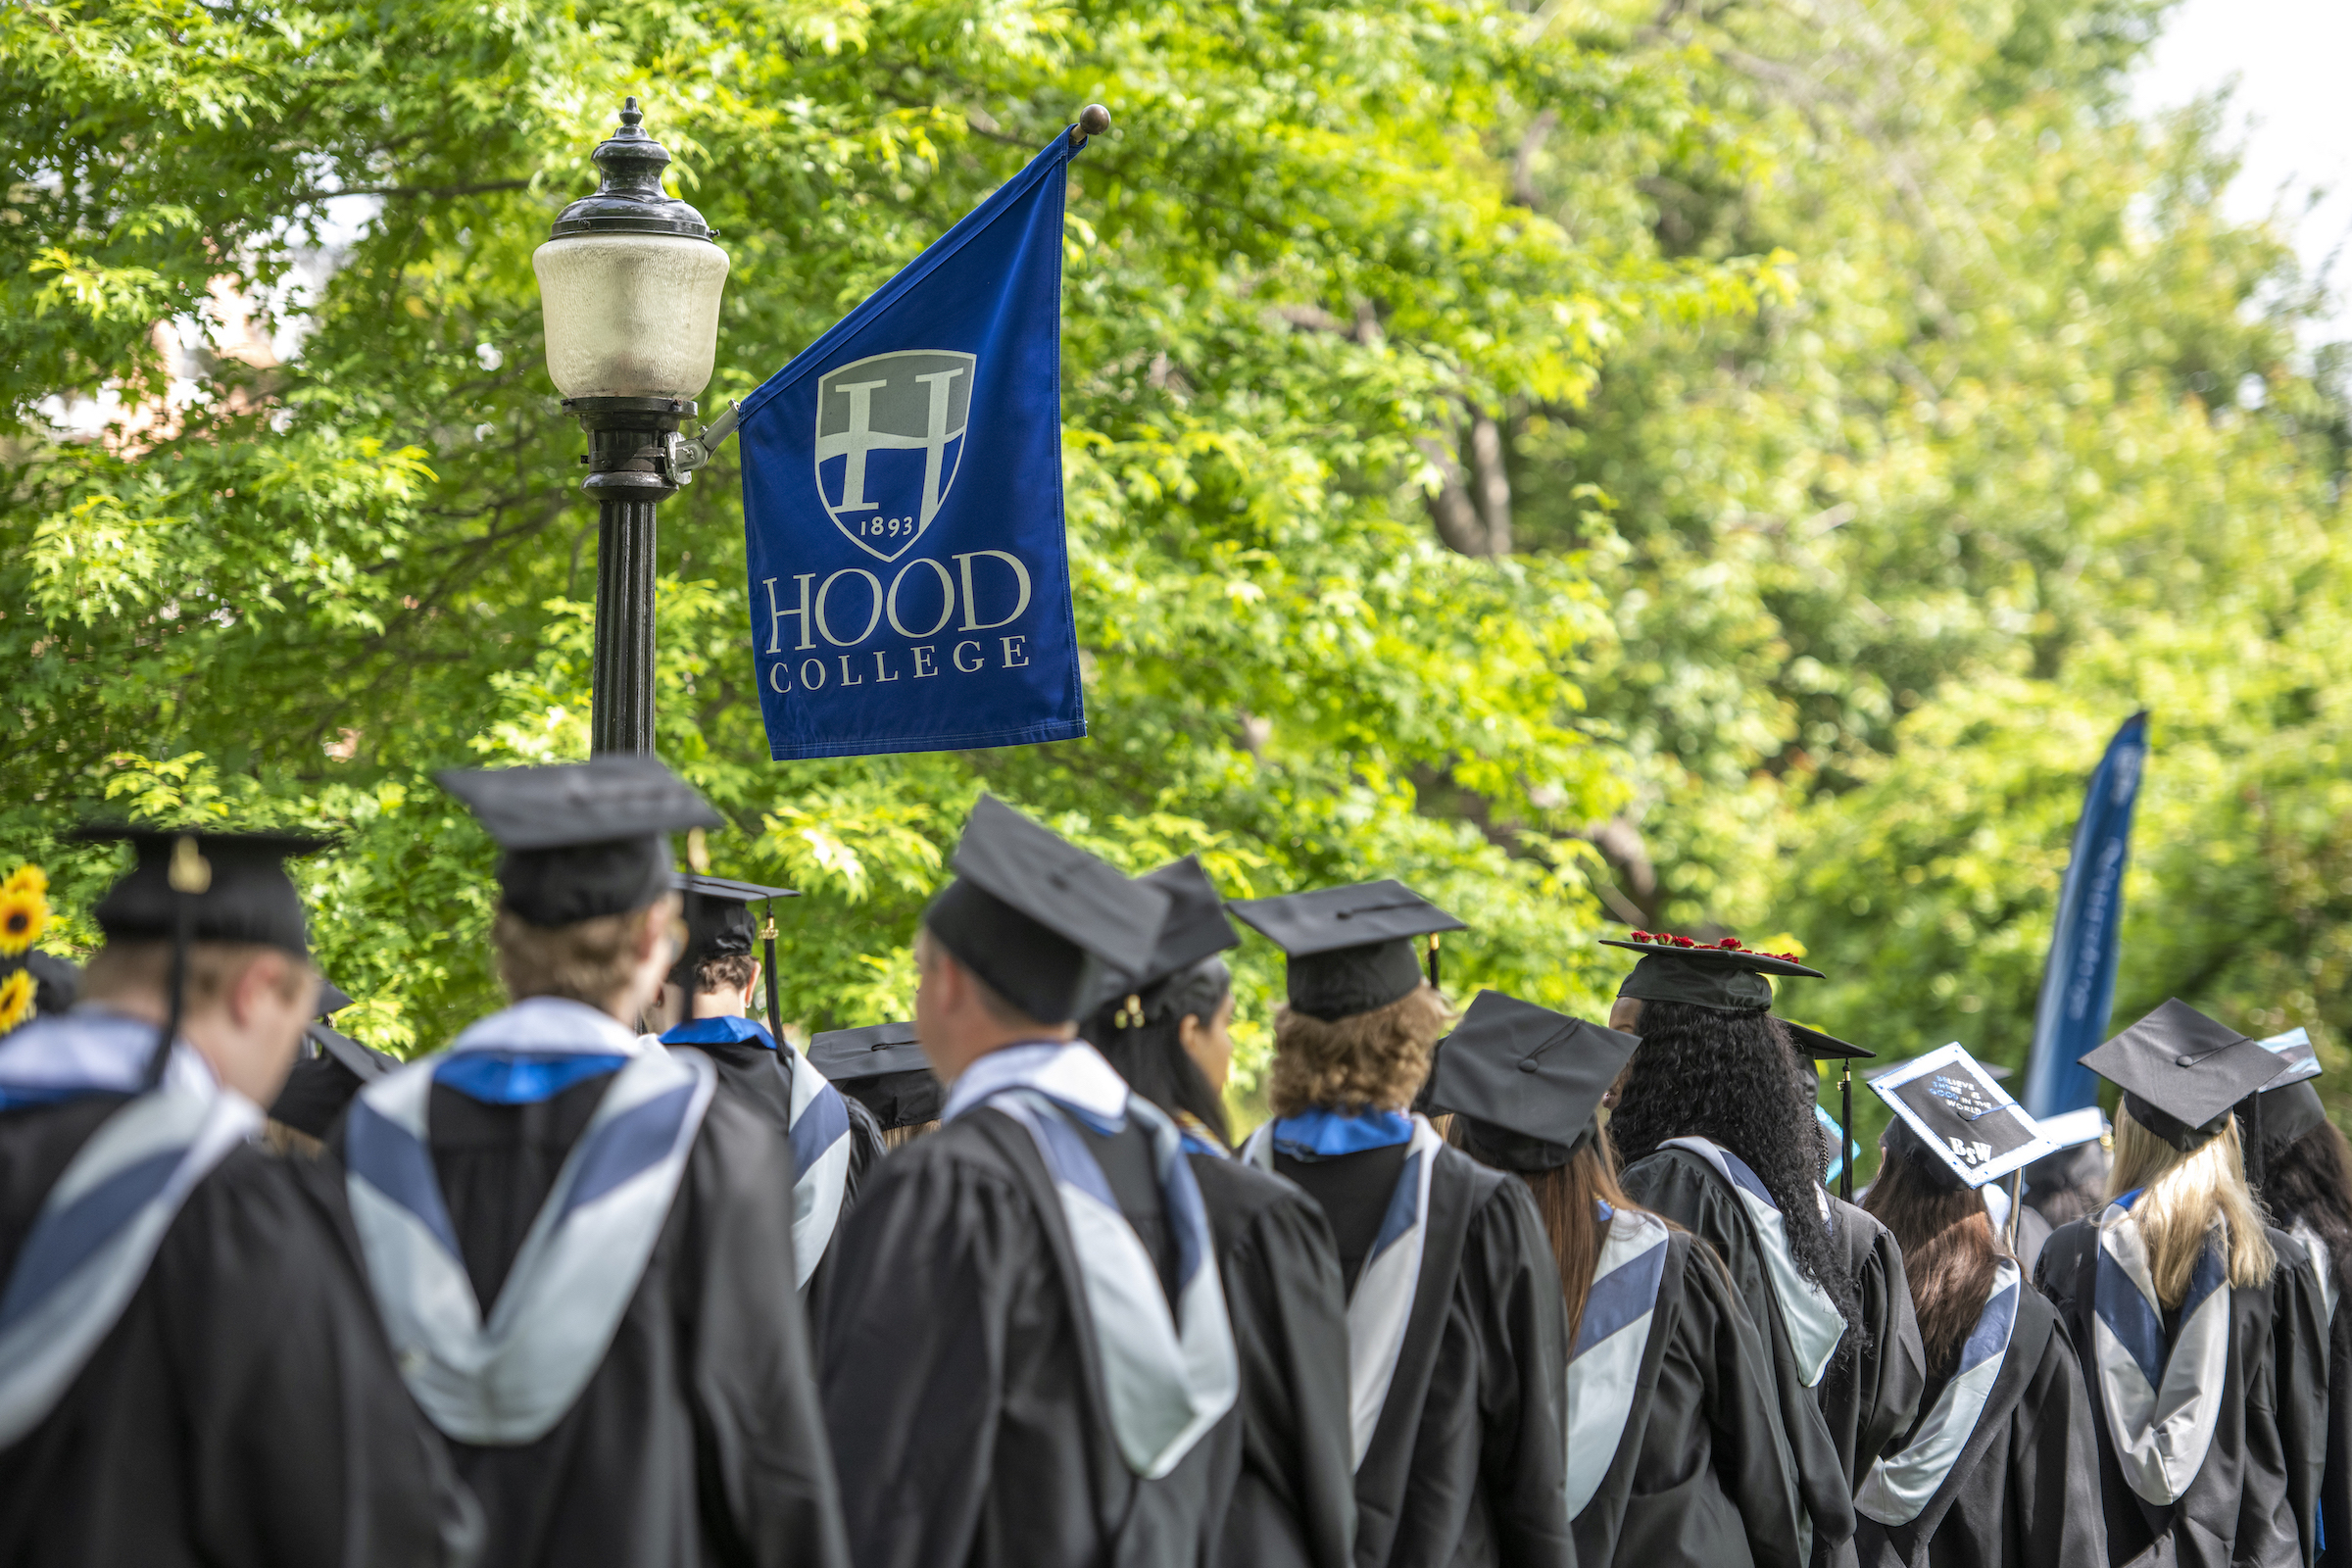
xmin=736 ymin=131 xmax=1086 ymax=760
xmin=2022 ymin=711 xmax=2151 ymax=1117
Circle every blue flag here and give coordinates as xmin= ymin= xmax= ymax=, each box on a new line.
xmin=2021 ymin=711 xmax=2151 ymax=1117
xmin=736 ymin=132 xmax=1085 ymax=760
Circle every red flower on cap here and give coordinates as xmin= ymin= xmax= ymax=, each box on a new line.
xmin=1630 ymin=930 xmax=1653 ymax=943
xmin=1717 ymin=937 xmax=1743 ymax=950
xmin=1672 ymin=935 xmax=1696 ymax=948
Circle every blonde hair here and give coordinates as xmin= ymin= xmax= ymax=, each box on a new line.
xmin=2107 ymin=1105 xmax=2277 ymax=1302
xmin=493 ymin=898 xmax=670 ymax=1014
xmin=1268 ymin=985 xmax=1452 ymax=1117
xmin=83 ymin=940 xmax=312 ymax=1010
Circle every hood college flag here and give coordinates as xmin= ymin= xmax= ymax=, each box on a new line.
xmin=738 ymin=127 xmax=1089 ymax=759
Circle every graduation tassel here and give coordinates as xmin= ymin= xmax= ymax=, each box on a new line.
xmin=1427 ymin=932 xmax=1442 ymax=992
xmin=2247 ymin=1092 xmax=2266 ymax=1196
xmin=2006 ymin=1166 xmax=2025 ymax=1254
xmin=148 ymin=834 xmax=211 ymax=1089
xmin=761 ymin=905 xmax=783 ymax=1031
xmin=1839 ymin=1063 xmax=1854 ymax=1203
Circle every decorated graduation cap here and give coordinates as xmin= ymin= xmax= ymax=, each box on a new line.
xmin=922 ymin=796 xmax=1170 ymax=1027
xmin=1095 ymin=856 xmax=1241 ymax=1026
xmin=669 ymin=874 xmax=800 ymax=1024
xmin=2080 ymin=998 xmax=2279 ymax=1153
xmin=808 ymin=1020 xmax=943 ymax=1130
xmin=1871 ymin=1041 xmax=2059 ymax=1190
xmin=1603 ymin=930 xmax=1822 ymax=1014
xmin=1424 ymin=989 xmax=1642 ymax=1172
xmin=1868 ymin=1054 xmax=2013 ymax=1083
xmin=436 ymin=756 xmax=723 ymax=929
xmin=74 ymin=824 xmax=333 ymax=1085
xmin=1227 ymin=879 xmax=1464 ymax=1023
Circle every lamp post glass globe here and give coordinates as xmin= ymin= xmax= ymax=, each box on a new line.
xmin=536 ymin=98 xmax=729 ymax=758
xmin=533 ymin=97 xmax=729 ymax=401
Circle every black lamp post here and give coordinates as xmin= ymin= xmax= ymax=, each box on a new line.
xmin=533 ymin=98 xmax=731 ymax=755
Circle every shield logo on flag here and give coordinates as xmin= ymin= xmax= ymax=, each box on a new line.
xmin=812 ymin=350 xmax=976 ymax=563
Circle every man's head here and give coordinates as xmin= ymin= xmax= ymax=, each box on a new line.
xmin=436 ymin=758 xmax=725 ymax=1026
xmin=650 ymin=874 xmax=795 ymax=1029
xmin=72 ymin=825 xmax=333 ymax=1103
xmin=909 ymin=795 xmax=1170 ymax=1082
xmin=493 ymin=892 xmax=681 ymax=1023
xmin=912 ymin=923 xmax=1074 ymax=1084
xmin=81 ymin=941 xmax=319 ymax=1102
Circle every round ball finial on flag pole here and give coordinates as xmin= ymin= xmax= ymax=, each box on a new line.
xmin=1073 ymin=104 xmax=1112 ymax=147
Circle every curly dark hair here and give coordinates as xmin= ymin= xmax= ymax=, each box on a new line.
xmin=1608 ymin=1000 xmax=1865 ymax=1344
xmin=2262 ymin=1120 xmax=2352 ymax=1306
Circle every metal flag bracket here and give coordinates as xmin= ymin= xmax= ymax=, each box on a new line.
xmin=666 ymin=400 xmax=743 ymax=483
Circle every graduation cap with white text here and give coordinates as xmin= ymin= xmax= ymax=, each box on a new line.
xmin=1871 ymin=1041 xmax=2059 ymax=1189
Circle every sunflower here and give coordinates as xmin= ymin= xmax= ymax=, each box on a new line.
xmin=3 ymin=862 xmax=47 ymax=898
xmin=0 ymin=882 xmax=46 ymax=957
xmin=0 ymin=968 xmax=32 ymax=1035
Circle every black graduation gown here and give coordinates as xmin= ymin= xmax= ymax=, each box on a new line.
xmin=1851 ymin=1285 xmax=2105 ymax=1568
xmin=815 ymin=1104 xmax=1230 ymax=1568
xmin=1820 ymin=1195 xmax=1927 ymax=1491
xmin=0 ymin=1095 xmax=480 ymax=1567
xmin=1188 ymin=1153 xmax=1358 ymax=1568
xmin=1619 ymin=1147 xmax=1858 ymax=1560
xmin=2035 ymin=1217 xmax=2325 ymax=1568
xmin=2319 ymin=1288 xmax=2352 ymax=1568
xmin=664 ymin=1033 xmax=878 ymax=1298
xmin=1280 ymin=1141 xmax=1574 ymax=1568
xmin=1573 ymin=1230 xmax=1809 ymax=1568
xmin=368 ymin=1074 xmax=850 ymax=1568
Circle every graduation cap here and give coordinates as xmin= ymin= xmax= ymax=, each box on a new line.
xmin=273 ymin=975 xmax=402 ymax=1139
xmin=2080 ymin=999 xmax=2280 ymax=1152
xmin=2034 ymin=1104 xmax=2109 ymax=1151
xmin=669 ymin=874 xmax=800 ymax=1020
xmin=808 ymin=1020 xmax=943 ymax=1130
xmin=1602 ymin=932 xmax=1822 ymax=1014
xmin=1227 ymin=879 xmax=1465 ymax=1024
xmin=1871 ymin=1041 xmax=2058 ymax=1190
xmin=2233 ymin=1027 xmax=2328 ymax=1182
xmin=1094 ymin=856 xmax=1241 ymax=1024
xmin=74 ymin=825 xmax=333 ymax=1086
xmin=1784 ymin=1019 xmax=1872 ymax=1199
xmin=437 ymin=757 xmax=723 ymax=929
xmin=922 ymin=796 xmax=1171 ymax=1027
xmin=1423 ymin=989 xmax=1642 ymax=1171
xmin=1868 ymin=1054 xmax=2013 ymax=1082
xmin=2251 ymin=1026 xmax=2322 ymax=1093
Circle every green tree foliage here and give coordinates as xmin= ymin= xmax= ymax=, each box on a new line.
xmin=9 ymin=0 xmax=2344 ymax=1160
xmin=2 ymin=0 xmax=1776 ymax=1091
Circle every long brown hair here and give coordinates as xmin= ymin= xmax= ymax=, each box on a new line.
xmin=1864 ymin=1137 xmax=2004 ymax=1382
xmin=1450 ymin=1118 xmax=1642 ymax=1340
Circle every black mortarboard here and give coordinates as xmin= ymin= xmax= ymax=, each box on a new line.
xmin=1094 ymin=856 xmax=1240 ymax=1007
xmin=1227 ymin=879 xmax=1464 ymax=1023
xmin=669 ymin=873 xmax=799 ymax=988
xmin=1603 ymin=934 xmax=1822 ymax=1014
xmin=437 ymin=757 xmax=723 ymax=928
xmin=75 ymin=824 xmax=332 ymax=1087
xmin=2251 ymin=1026 xmax=2322 ymax=1093
xmin=1785 ymin=1020 xmax=1875 ymax=1061
xmin=273 ymin=1003 xmax=401 ymax=1139
xmin=1871 ymin=1042 xmax=2056 ymax=1189
xmin=2081 ymin=999 xmax=2281 ymax=1152
xmin=922 ymin=796 xmax=1170 ymax=1026
xmin=317 ymin=978 xmax=355 ymax=1016
xmin=1425 ymin=990 xmax=1642 ymax=1172
xmin=808 ymin=1020 xmax=943 ymax=1130
xmin=75 ymin=826 xmax=330 ymax=956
